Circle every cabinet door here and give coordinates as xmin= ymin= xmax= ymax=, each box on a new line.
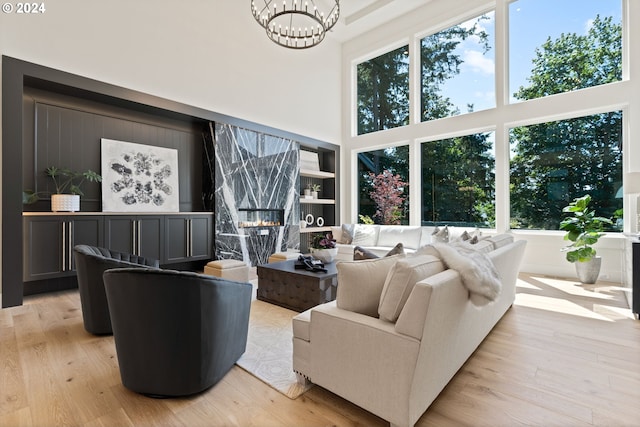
xmin=23 ymin=217 xmax=65 ymax=281
xmin=138 ymin=216 xmax=163 ymax=262
xmin=190 ymin=216 xmax=212 ymax=259
xmin=70 ymin=216 xmax=104 ymax=271
xmin=164 ymin=216 xmax=189 ymax=263
xmin=104 ymin=216 xmax=135 ymax=254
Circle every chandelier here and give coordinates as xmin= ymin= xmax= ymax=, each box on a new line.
xmin=251 ymin=0 xmax=340 ymax=49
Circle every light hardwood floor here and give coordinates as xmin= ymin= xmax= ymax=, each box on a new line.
xmin=1 ymin=273 xmax=639 ymax=427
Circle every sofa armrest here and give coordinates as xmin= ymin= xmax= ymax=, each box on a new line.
xmin=308 ymin=303 xmax=420 ymax=425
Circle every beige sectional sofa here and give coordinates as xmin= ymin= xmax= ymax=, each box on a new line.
xmin=292 ymin=234 xmax=526 ymax=427
xmin=331 ymin=224 xmax=486 ymax=261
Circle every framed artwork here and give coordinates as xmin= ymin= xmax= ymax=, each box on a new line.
xmin=101 ymin=138 xmax=179 ymax=212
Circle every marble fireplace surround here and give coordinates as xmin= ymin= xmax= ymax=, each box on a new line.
xmin=207 ymin=123 xmax=300 ymax=266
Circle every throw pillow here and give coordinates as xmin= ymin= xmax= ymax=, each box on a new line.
xmin=385 ymin=242 xmax=405 ymax=257
xmin=432 ymin=225 xmax=449 ymax=243
xmin=378 ymin=254 xmax=445 ymax=322
xmin=351 ymin=224 xmax=379 ymax=246
xmin=341 ymin=224 xmax=354 ymax=244
xmin=353 ymin=246 xmax=379 ymax=260
xmin=336 ymin=255 xmax=403 ymax=317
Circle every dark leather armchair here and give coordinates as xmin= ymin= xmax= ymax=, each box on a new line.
xmin=103 ymin=268 xmax=252 ymax=397
xmin=74 ymin=245 xmax=159 ymax=335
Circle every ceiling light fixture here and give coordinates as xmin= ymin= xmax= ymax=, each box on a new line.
xmin=251 ymin=0 xmax=340 ymax=49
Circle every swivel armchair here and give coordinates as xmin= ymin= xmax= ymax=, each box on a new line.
xmin=74 ymin=245 xmax=159 ymax=335
xmin=103 ymin=268 xmax=252 ymax=397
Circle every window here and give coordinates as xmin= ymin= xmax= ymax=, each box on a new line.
xmin=509 ymin=0 xmax=622 ymax=103
xmin=421 ymin=12 xmax=495 ymax=121
xmin=357 ymin=146 xmax=409 ymax=224
xmin=421 ymin=132 xmax=495 ymax=227
xmin=510 ymin=111 xmax=623 ymax=230
xmin=357 ymin=45 xmax=409 ymax=135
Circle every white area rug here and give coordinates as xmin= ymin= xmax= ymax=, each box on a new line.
xmin=236 ymin=293 xmax=313 ymax=399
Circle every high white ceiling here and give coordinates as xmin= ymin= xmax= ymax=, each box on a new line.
xmin=327 ymin=0 xmax=431 ymax=42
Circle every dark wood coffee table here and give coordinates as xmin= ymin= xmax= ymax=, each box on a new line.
xmin=256 ymin=260 xmax=338 ymax=312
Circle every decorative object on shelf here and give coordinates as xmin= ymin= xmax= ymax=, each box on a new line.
xmin=23 ymin=166 xmax=103 ymax=212
xmin=311 ymin=183 xmax=321 ymax=199
xmin=303 ymin=185 xmax=312 ymax=198
xmin=300 ymin=150 xmax=321 ymax=171
xmin=560 ymin=194 xmax=613 ymax=284
xmin=101 ymin=139 xmax=179 ymax=212
xmin=250 ymin=0 xmax=340 ymax=50
xmin=300 ymin=219 xmax=307 ymax=228
xmin=305 ymin=213 xmax=314 ymax=225
xmin=309 ymin=232 xmax=337 ymax=263
xmin=316 ymin=216 xmax=324 ymax=227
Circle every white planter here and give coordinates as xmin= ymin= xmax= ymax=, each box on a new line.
xmin=51 ymin=194 xmax=80 ymax=212
xmin=575 ymin=256 xmax=602 ymax=284
xmin=311 ymin=191 xmax=319 ymax=199
xmin=310 ymin=247 xmax=338 ymax=264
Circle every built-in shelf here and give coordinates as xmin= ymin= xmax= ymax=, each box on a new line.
xmin=300 ymin=169 xmax=335 ymax=179
xmin=300 ymin=198 xmax=335 ymax=204
xmin=300 ymin=226 xmax=332 ymax=234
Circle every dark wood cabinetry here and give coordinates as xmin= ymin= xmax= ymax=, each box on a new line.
xmin=23 ymin=215 xmax=103 ymax=281
xmin=164 ymin=215 xmax=212 ymax=263
xmin=22 ymin=212 xmax=213 ymax=295
xmin=104 ymin=216 xmax=164 ymax=262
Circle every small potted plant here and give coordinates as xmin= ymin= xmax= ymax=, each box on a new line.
xmin=310 ymin=183 xmax=321 ymax=199
xmin=559 ymin=194 xmax=612 ymax=284
xmin=23 ymin=166 xmax=102 ymax=212
xmin=309 ymin=232 xmax=337 ymax=263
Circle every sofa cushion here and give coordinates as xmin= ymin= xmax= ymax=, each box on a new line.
xmin=486 ymin=233 xmax=514 ymax=249
xmin=353 ymin=246 xmax=380 ymax=260
xmin=336 ymin=255 xmax=403 ymax=317
xmin=432 ymin=225 xmax=449 ymax=243
xmin=351 ymin=224 xmax=380 ymax=246
xmin=354 ymin=242 xmax=405 ymax=260
xmin=377 ymin=226 xmax=422 ymax=250
xmin=378 ymin=254 xmax=445 ymax=322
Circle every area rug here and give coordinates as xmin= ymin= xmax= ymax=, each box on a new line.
xmin=235 ymin=295 xmax=313 ymax=399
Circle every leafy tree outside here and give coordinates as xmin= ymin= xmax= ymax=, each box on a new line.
xmin=510 ymin=16 xmax=622 ymax=230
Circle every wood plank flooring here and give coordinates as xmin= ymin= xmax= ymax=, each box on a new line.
xmin=1 ymin=273 xmax=639 ymax=427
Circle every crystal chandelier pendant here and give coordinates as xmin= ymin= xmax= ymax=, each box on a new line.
xmin=250 ymin=0 xmax=340 ymax=49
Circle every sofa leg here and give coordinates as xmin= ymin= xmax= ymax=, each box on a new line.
xmin=295 ymin=372 xmax=311 ymax=386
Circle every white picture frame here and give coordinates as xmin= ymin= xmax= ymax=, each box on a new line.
xmin=101 ymin=138 xmax=179 ymax=212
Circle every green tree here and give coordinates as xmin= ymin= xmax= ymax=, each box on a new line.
xmin=510 ymin=16 xmax=622 ymax=230
xmin=421 ymin=133 xmax=495 ymax=227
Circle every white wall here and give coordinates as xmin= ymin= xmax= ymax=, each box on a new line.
xmin=340 ymin=0 xmax=640 ymax=285
xmin=0 ymin=0 xmax=342 ymax=143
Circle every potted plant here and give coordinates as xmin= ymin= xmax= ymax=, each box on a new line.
xmin=559 ymin=194 xmax=612 ymax=284
xmin=310 ymin=183 xmax=321 ymax=199
xmin=309 ymin=232 xmax=337 ymax=263
xmin=23 ymin=166 xmax=102 ymax=212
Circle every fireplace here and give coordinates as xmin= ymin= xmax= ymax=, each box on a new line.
xmin=238 ymin=208 xmax=284 ymax=228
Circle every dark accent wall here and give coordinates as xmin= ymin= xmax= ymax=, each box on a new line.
xmin=2 ymin=56 xmax=339 ymax=308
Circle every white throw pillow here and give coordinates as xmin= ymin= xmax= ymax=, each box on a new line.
xmin=378 ymin=255 xmax=445 ymax=322
xmin=336 ymin=255 xmax=403 ymax=317
xmin=351 ymin=224 xmax=380 ymax=247
xmin=432 ymin=225 xmax=449 ymax=243
xmin=377 ymin=226 xmax=422 ymax=250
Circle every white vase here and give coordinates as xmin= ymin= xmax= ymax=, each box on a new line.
xmin=51 ymin=194 xmax=80 ymax=212
xmin=311 ymin=191 xmax=319 ymax=199
xmin=310 ymin=247 xmax=338 ymax=264
xmin=575 ymin=256 xmax=602 ymax=284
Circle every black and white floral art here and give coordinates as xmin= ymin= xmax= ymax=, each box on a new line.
xmin=101 ymin=139 xmax=179 ymax=212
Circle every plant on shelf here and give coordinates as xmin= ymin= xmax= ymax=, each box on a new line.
xmin=310 ymin=183 xmax=321 ymax=199
xmin=559 ymin=194 xmax=612 ymax=283
xmin=309 ymin=232 xmax=337 ymax=263
xmin=23 ymin=166 xmax=102 ymax=212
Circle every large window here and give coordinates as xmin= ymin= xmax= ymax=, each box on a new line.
xmin=357 ymin=146 xmax=409 ymax=224
xmin=421 ymin=12 xmax=495 ymax=121
xmin=421 ymin=132 xmax=495 ymax=227
xmin=510 ymin=111 xmax=623 ymax=230
xmin=357 ymin=45 xmax=410 ymax=135
xmin=509 ymin=0 xmax=622 ymax=103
